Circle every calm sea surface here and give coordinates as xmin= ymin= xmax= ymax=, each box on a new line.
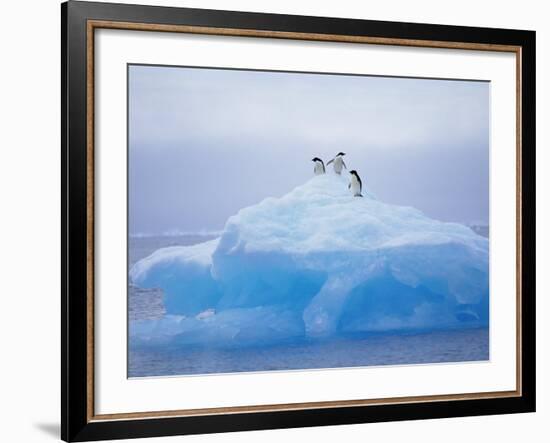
xmin=128 ymin=233 xmax=489 ymax=378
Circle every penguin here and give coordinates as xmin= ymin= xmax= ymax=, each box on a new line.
xmin=349 ymin=170 xmax=363 ymax=197
xmin=326 ymin=152 xmax=347 ymax=175
xmin=311 ymin=157 xmax=326 ymax=175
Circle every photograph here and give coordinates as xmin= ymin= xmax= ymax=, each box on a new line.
xmin=127 ymin=64 xmax=490 ymax=378
xmin=0 ymin=0 xmax=542 ymax=441
xmin=56 ymin=1 xmax=537 ymax=441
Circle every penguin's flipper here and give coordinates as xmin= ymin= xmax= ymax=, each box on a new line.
xmin=342 ymin=160 xmax=347 ymax=169
xmin=326 ymin=159 xmax=334 ymax=165
xmin=348 ymin=183 xmax=351 ymax=189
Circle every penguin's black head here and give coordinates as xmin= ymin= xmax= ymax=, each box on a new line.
xmin=311 ymin=157 xmax=322 ymax=162
xmin=337 ymin=152 xmax=346 ymax=156
xmin=350 ymin=170 xmax=358 ymax=176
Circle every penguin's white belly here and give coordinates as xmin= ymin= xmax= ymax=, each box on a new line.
xmin=314 ymin=162 xmax=324 ymax=175
xmin=350 ymin=176 xmax=362 ymax=196
xmin=333 ymin=157 xmax=344 ymax=174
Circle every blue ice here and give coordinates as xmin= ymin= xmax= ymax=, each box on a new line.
xmin=130 ymin=174 xmax=489 ymax=346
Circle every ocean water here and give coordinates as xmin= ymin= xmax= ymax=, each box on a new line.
xmin=128 ymin=233 xmax=489 ymax=378
xmin=129 ymin=328 xmax=488 ymax=377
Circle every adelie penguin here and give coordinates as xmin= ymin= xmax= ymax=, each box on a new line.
xmin=311 ymin=157 xmax=326 ymax=175
xmin=327 ymin=152 xmax=347 ymax=175
xmin=349 ymin=170 xmax=363 ymax=197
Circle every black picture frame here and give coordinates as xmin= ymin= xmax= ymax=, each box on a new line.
xmin=62 ymin=1 xmax=536 ymax=441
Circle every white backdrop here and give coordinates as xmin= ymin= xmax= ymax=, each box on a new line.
xmin=0 ymin=0 xmax=547 ymax=442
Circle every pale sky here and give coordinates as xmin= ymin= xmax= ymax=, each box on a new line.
xmin=129 ymin=64 xmax=489 ymax=235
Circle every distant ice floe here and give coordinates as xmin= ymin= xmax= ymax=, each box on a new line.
xmin=130 ymin=174 xmax=489 ymax=347
xmin=130 ymin=229 xmax=223 ymax=238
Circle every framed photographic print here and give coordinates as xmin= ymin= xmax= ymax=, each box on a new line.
xmin=61 ymin=1 xmax=536 ymax=441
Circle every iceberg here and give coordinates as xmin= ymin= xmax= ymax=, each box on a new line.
xmin=130 ymin=174 xmax=489 ymax=347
